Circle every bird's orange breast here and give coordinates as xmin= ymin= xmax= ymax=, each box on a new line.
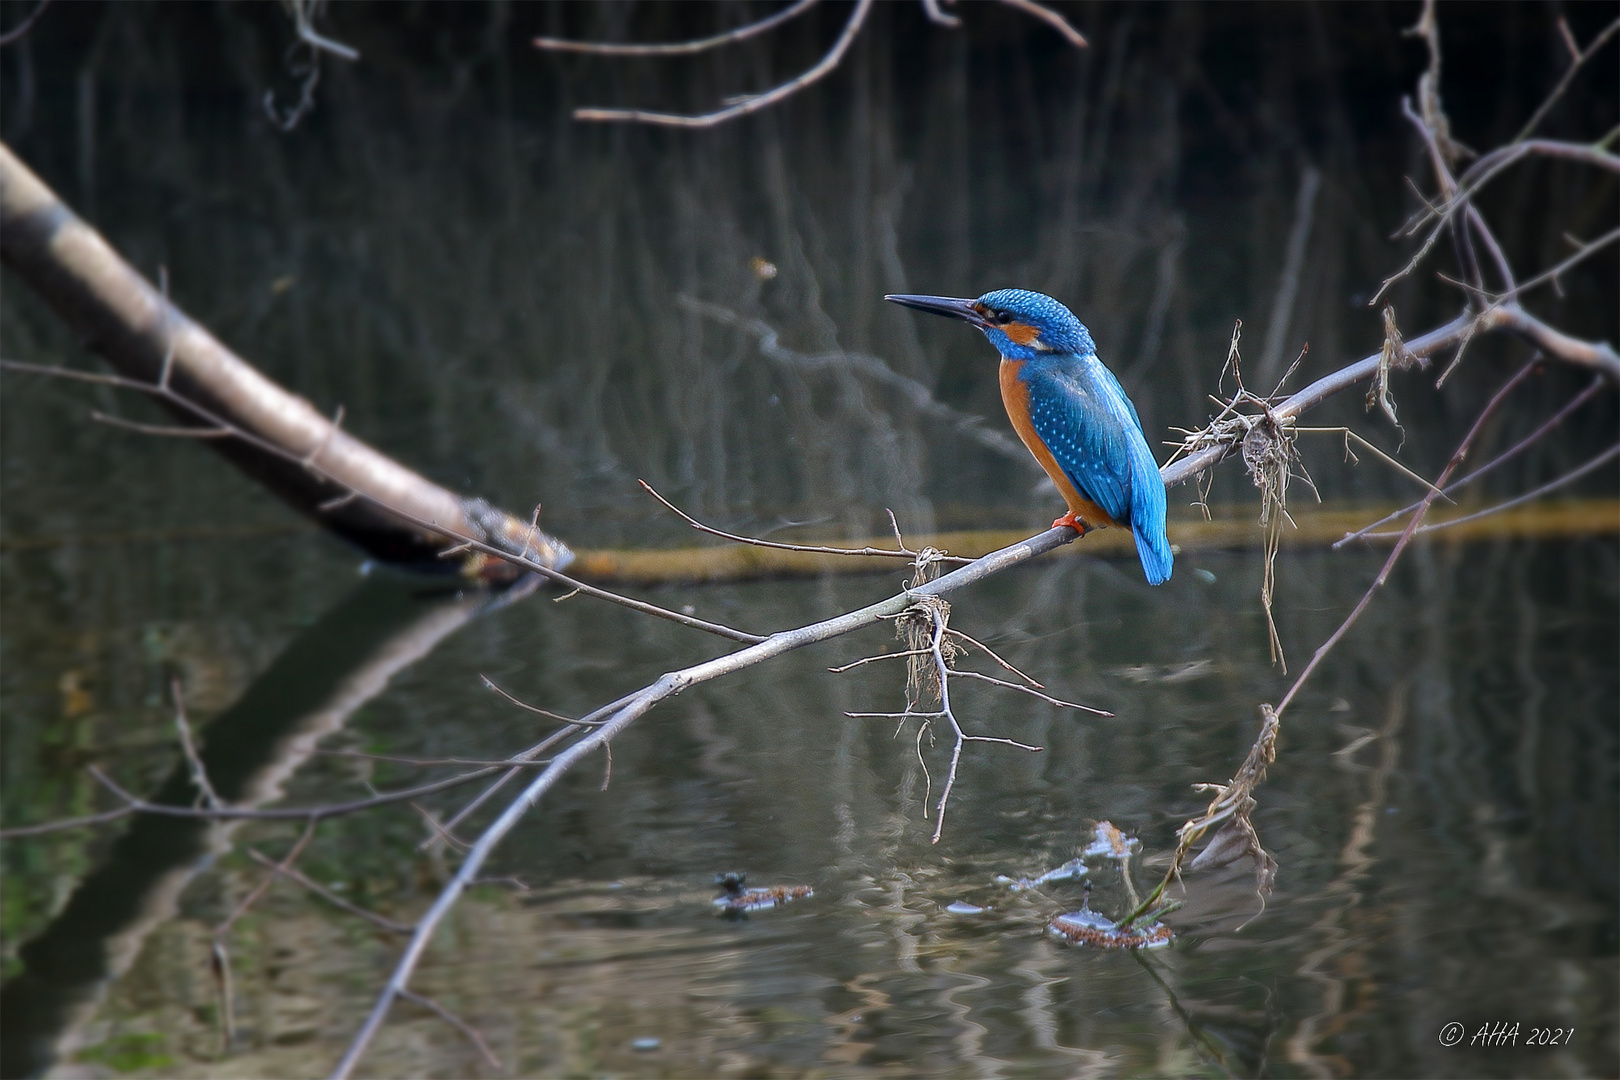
xmin=999 ymin=359 xmax=1120 ymax=530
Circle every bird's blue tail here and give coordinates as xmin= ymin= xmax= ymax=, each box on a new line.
xmin=1129 ymin=442 xmax=1173 ymax=585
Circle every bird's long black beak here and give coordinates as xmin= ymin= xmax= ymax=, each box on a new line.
xmin=883 ymin=293 xmax=989 ymax=327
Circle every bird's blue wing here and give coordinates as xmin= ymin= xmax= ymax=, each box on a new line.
xmin=1025 ymin=359 xmax=1173 ymax=584
xmin=1023 ymin=362 xmax=1140 ymax=522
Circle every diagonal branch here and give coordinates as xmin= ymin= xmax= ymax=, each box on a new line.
xmin=0 ymin=142 xmax=571 ymax=577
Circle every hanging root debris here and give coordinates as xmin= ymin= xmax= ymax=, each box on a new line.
xmin=897 ymin=547 xmax=956 ymax=708
xmin=1122 ymin=704 xmax=1280 ymax=931
xmin=1169 ymin=322 xmax=1314 ymax=669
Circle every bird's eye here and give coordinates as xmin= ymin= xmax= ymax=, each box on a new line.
xmin=995 ymin=310 xmax=1015 ymax=325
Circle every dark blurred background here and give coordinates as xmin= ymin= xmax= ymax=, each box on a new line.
xmin=3 ymin=0 xmax=1614 ymax=545
xmin=1 ymin=4 xmax=1616 ymax=1077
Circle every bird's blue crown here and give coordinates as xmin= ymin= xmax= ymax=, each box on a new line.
xmin=976 ymin=288 xmax=1095 ymax=360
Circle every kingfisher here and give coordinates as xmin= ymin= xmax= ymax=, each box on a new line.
xmin=885 ymin=288 xmax=1172 ymax=584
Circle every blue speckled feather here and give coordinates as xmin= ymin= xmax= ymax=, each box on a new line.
xmin=1021 ymin=356 xmax=1173 ymax=584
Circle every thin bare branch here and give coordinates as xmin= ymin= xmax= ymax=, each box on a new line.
xmin=1361 ymin=442 xmax=1620 ymax=540
xmin=245 ymin=848 xmax=414 ymax=934
xmin=0 ymin=0 xmax=52 ymax=46
xmin=997 ymin=0 xmax=1088 ymax=47
xmin=317 ymin=749 xmax=557 ymax=769
xmin=87 ymin=410 xmax=232 ymax=438
xmin=1275 ymin=358 xmax=1539 ymax=718
xmin=1335 ymin=376 xmax=1605 ymax=546
xmin=827 ymin=648 xmax=932 ymax=673
xmin=398 ymin=988 xmax=503 ymax=1071
xmin=640 ymin=479 xmax=958 ymax=561
xmin=573 ymin=0 xmax=873 ymax=128
xmin=943 ymin=627 xmax=1041 ymax=687
xmin=1293 ymin=427 xmax=1454 ymax=500
xmin=949 ymin=670 xmax=1111 ymax=715
xmin=961 ymin=734 xmax=1044 ymax=752
xmin=171 ymin=680 xmax=221 ymax=810
xmin=4 ymin=358 xmax=767 ymax=643
xmin=1493 ymin=225 xmax=1620 ymax=305
xmin=479 ymin=675 xmax=599 ymax=725
xmin=921 ymin=0 xmax=960 ymax=28
xmin=217 ymin=822 xmax=317 ymax=939
xmin=535 ymin=0 xmax=818 ymax=55
xmin=1514 ymin=17 xmax=1620 ymax=142
xmin=0 ymin=805 xmax=136 ymax=838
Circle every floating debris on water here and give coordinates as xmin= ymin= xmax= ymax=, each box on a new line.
xmin=995 ymin=856 xmax=1088 ymax=891
xmin=1082 ymin=821 xmax=1140 ymax=860
xmin=1049 ymin=903 xmax=1173 ymax=950
xmin=712 ymin=871 xmax=813 ymax=913
xmin=630 ymin=1037 xmax=662 ymax=1052
xmin=944 ymin=901 xmax=985 ymax=915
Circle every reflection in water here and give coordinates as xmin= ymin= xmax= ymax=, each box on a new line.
xmin=1 ymin=539 xmax=1616 ymax=1075
xmin=0 ymin=572 xmax=532 ymax=1078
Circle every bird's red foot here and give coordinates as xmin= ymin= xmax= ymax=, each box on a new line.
xmin=1052 ymin=511 xmax=1090 ymax=536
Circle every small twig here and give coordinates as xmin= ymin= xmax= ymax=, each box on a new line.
xmin=409 ymin=802 xmax=468 ymax=852
xmin=1359 ymin=441 xmax=1620 ymax=540
xmin=948 ymin=670 xmax=1111 ymax=715
xmin=1292 ymin=427 xmax=1454 ymax=500
xmin=640 ymin=479 xmax=960 ymax=561
xmin=479 ymin=675 xmax=600 ymax=726
xmin=996 ymin=0 xmax=1088 ymax=47
xmin=286 ymin=0 xmax=359 ymax=61
xmin=921 ymin=0 xmax=960 ymax=28
xmin=398 ymin=988 xmax=503 ymax=1071
xmin=316 ymin=748 xmax=558 ymax=769
xmin=317 ymin=491 xmax=359 ymax=512
xmin=0 ymin=0 xmax=52 ymax=46
xmin=1489 ymin=225 xmax=1620 ymax=305
xmin=943 ymin=628 xmax=1042 ymax=687
xmin=0 ymin=762 xmax=510 ymax=836
xmin=87 ymin=410 xmax=232 ymax=438
xmin=1334 ymin=376 xmax=1604 ymax=546
xmin=213 ymin=821 xmax=317 ymax=1045
xmin=1276 ymin=357 xmax=1539 ymax=718
xmin=0 ymin=804 xmax=136 ymax=838
xmin=572 ymin=0 xmax=873 ymax=128
xmin=827 ymin=648 xmax=932 ymax=673
xmin=217 ymin=821 xmax=318 ymax=937
xmin=3 ymin=359 xmax=768 ymax=643
xmin=245 ymin=848 xmax=414 ymax=933
xmin=535 ymin=0 xmax=818 ymax=55
xmin=961 ymin=734 xmax=1045 ymax=752
xmin=1514 ymin=17 xmax=1620 ymax=142
xmin=844 ymin=709 xmax=944 ymax=719
xmin=171 ymin=679 xmax=221 ymax=810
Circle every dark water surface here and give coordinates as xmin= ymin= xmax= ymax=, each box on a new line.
xmin=3 ymin=3 xmax=1617 ymax=1077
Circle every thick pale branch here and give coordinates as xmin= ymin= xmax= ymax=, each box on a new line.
xmin=0 ymin=142 xmax=569 ymax=577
